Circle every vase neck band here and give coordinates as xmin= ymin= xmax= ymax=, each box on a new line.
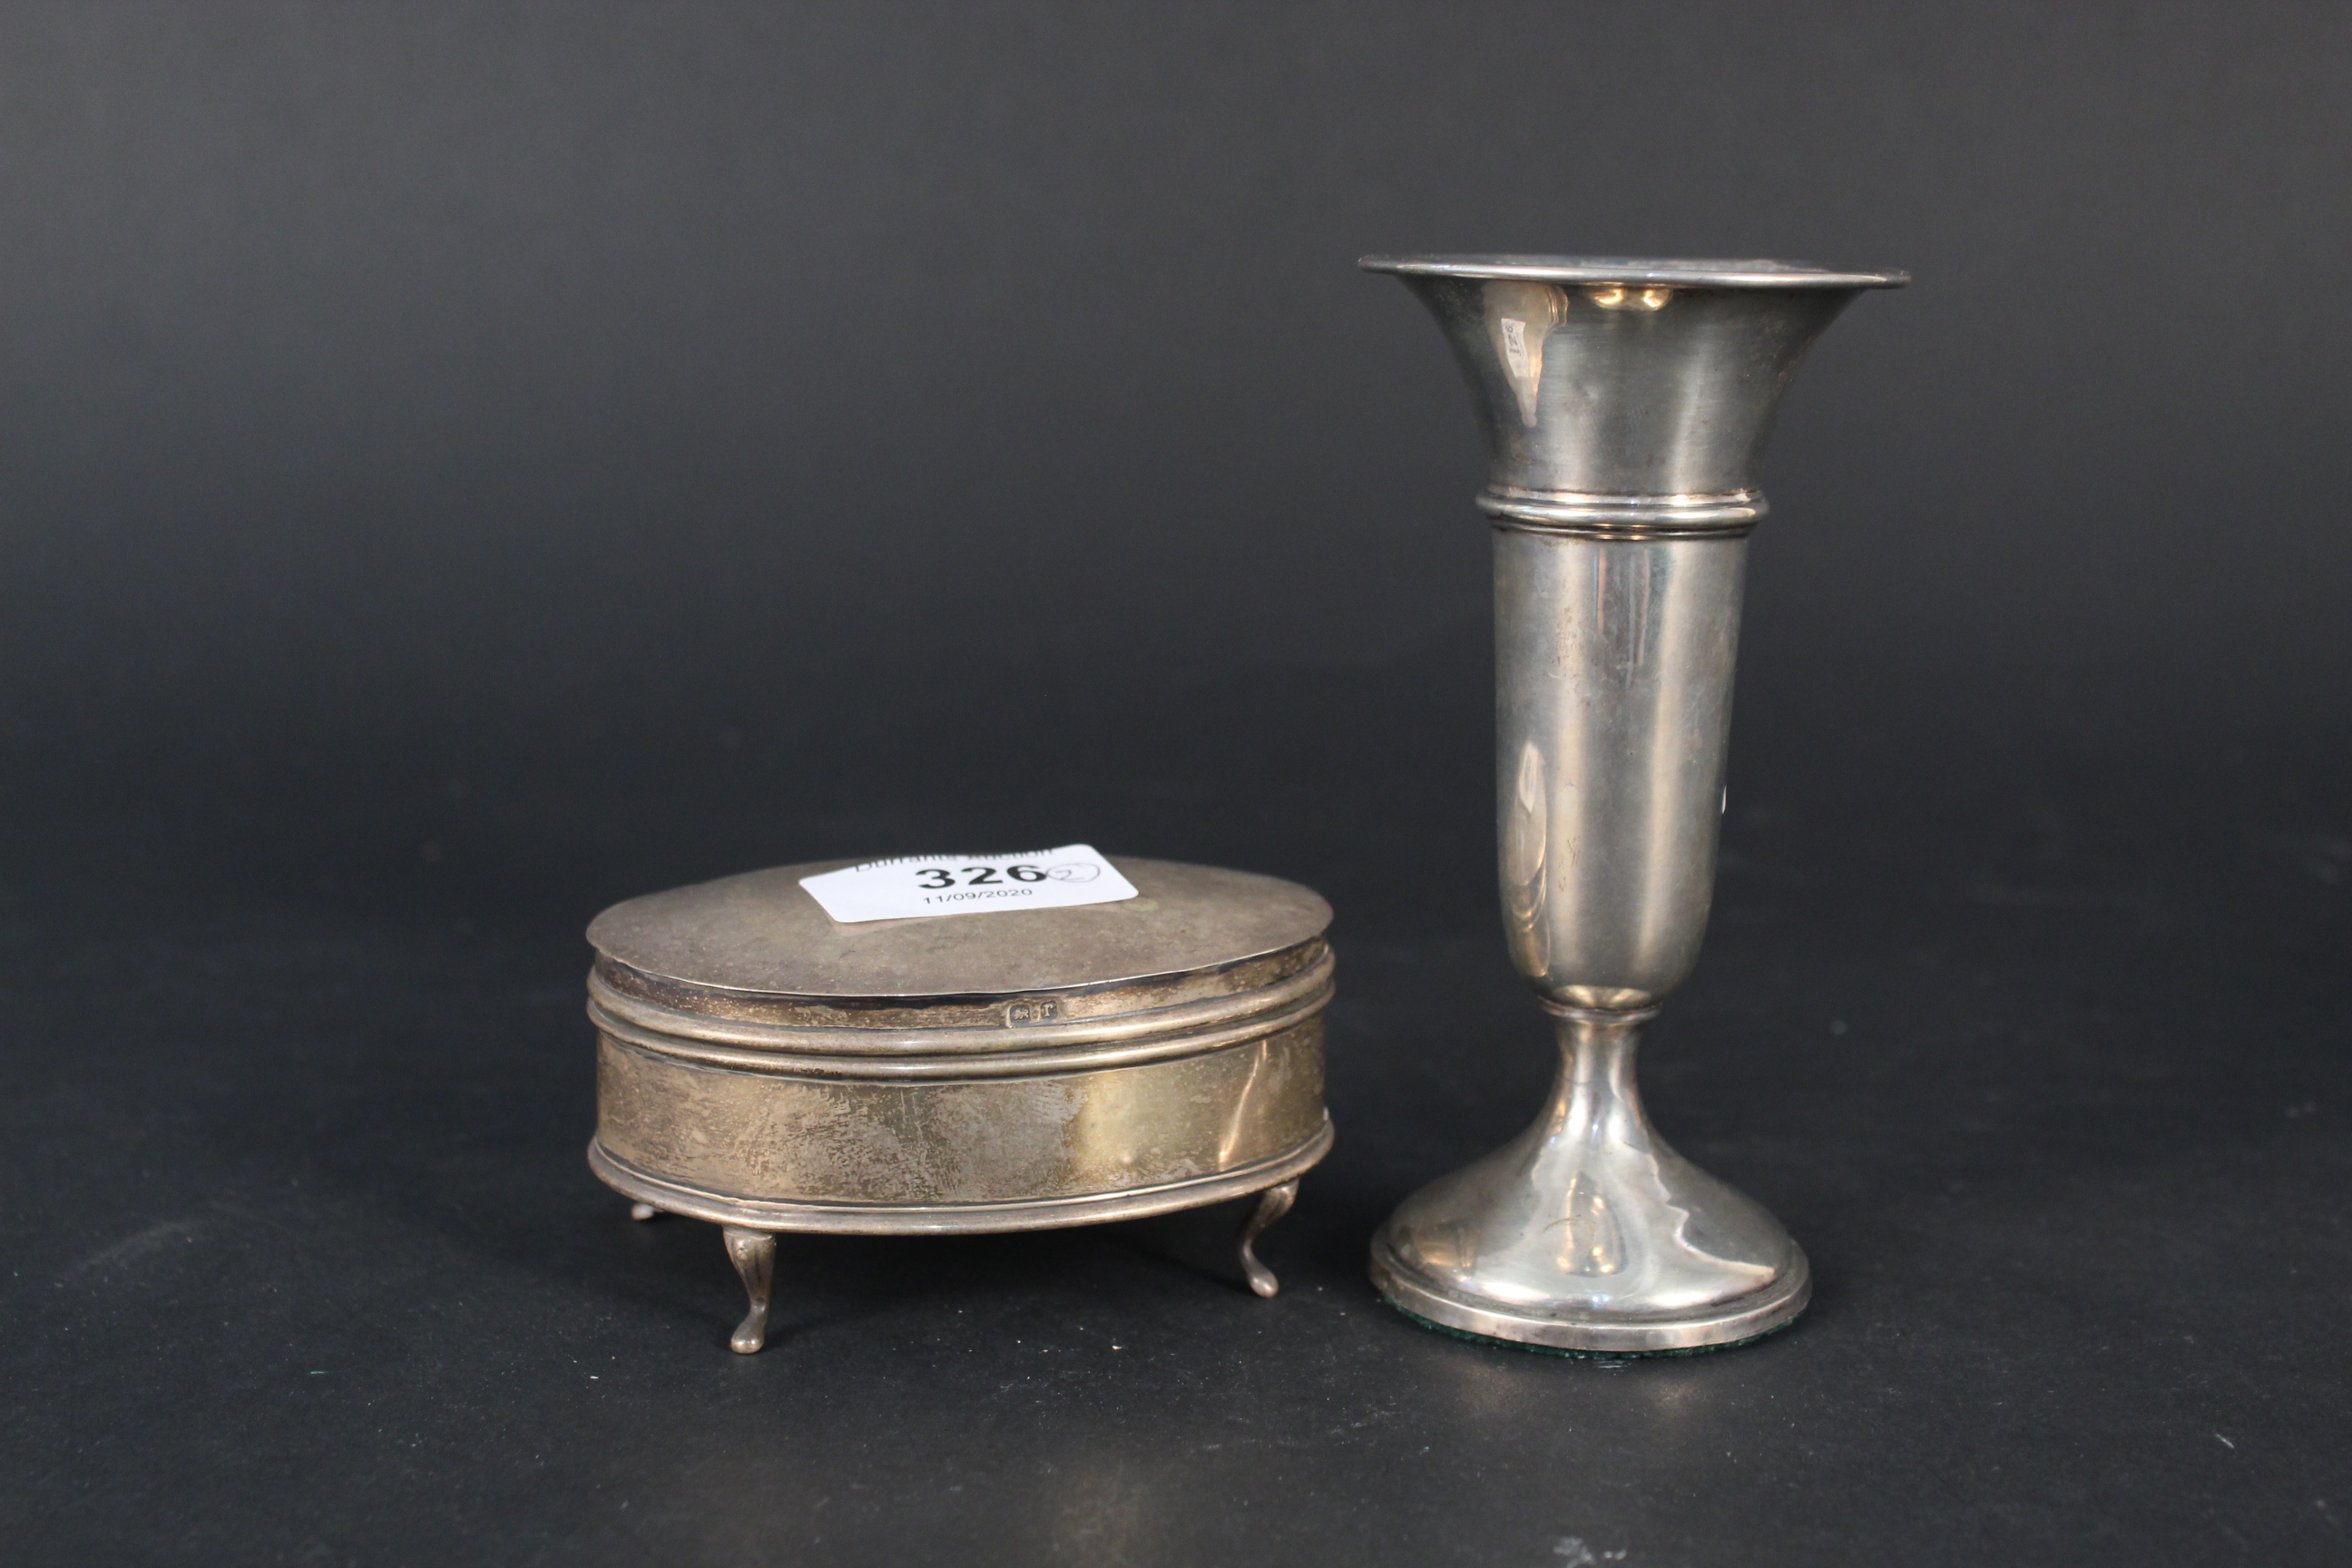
xmin=1480 ymin=487 xmax=1765 ymax=538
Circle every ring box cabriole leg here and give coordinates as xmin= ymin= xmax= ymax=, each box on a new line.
xmin=722 ymin=1227 xmax=777 ymax=1355
xmin=1237 ymin=1178 xmax=1300 ymax=1298
xmin=1358 ymin=253 xmax=1906 ymax=1354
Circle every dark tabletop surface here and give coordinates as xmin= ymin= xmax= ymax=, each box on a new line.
xmin=5 ymin=659 xmax=2346 ymax=1568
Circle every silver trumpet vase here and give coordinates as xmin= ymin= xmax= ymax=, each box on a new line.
xmin=1363 ymin=255 xmax=1906 ymax=1354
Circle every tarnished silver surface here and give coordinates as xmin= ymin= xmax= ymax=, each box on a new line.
xmin=592 ymin=1124 xmax=1332 ymax=1236
xmin=587 ymin=856 xmax=1334 ymax=1349
xmin=1363 ymin=252 xmax=1903 ymax=1352
xmin=592 ymin=1018 xmax=1327 ymax=1210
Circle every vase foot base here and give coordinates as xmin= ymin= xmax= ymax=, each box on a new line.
xmin=1377 ymin=1298 xmax=1798 ymax=1358
xmin=1369 ymin=1240 xmax=1809 ymax=1355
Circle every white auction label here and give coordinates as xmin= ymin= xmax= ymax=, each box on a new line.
xmin=798 ymin=844 xmax=1140 ymax=924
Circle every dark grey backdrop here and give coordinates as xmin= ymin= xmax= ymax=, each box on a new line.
xmin=6 ymin=5 xmax=2349 ymax=1566
xmin=7 ymin=0 xmax=2347 ymax=804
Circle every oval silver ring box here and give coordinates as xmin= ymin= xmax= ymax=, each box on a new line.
xmin=585 ymin=856 xmax=1335 ymax=1351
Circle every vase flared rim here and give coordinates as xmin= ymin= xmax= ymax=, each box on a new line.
xmin=1359 ymin=253 xmax=1907 ymax=289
